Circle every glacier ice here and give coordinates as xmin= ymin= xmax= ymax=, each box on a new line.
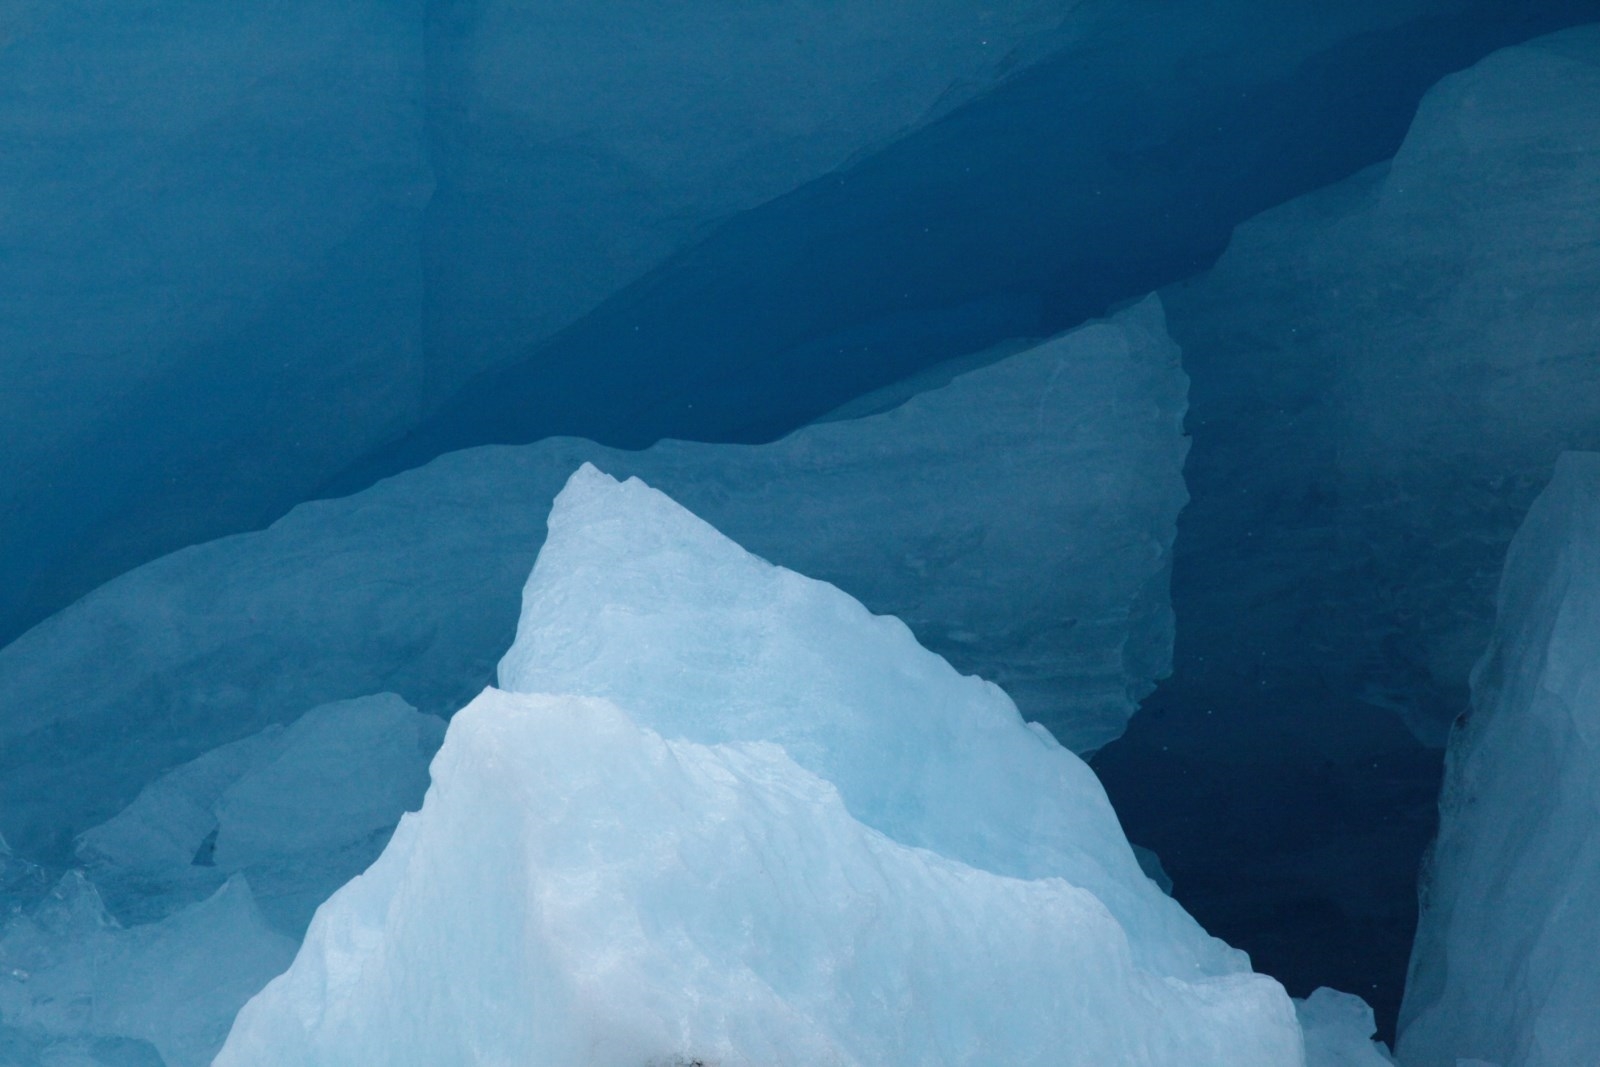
xmin=499 ymin=465 xmax=1229 ymax=980
xmin=421 ymin=0 xmax=1075 ymax=392
xmin=8 ymin=0 xmax=1591 ymax=670
xmin=0 ymin=299 xmax=1185 ymax=860
xmin=216 ymin=693 xmax=1302 ymax=1067
xmin=76 ymin=694 xmax=444 ymax=934
xmin=0 ymin=0 xmax=1071 ymax=654
xmin=0 ymin=873 xmax=294 ymax=1067
xmin=213 ymin=466 xmax=1306 ymax=1065
xmin=1397 ymin=453 xmax=1600 ymax=1067
xmin=1163 ymin=24 xmax=1600 ymax=744
xmin=0 ymin=696 xmax=440 ymax=1066
xmin=0 ymin=0 xmax=432 ymax=656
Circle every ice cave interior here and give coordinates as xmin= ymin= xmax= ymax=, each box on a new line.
xmin=3 ymin=3 xmax=1600 ymax=1065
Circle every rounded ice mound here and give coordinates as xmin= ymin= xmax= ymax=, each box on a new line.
xmin=215 ymin=691 xmax=1303 ymax=1067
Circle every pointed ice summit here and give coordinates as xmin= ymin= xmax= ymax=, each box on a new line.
xmin=214 ymin=466 xmax=1304 ymax=1066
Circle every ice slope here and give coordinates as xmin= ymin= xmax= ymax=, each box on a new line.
xmin=213 ymin=468 xmax=1303 ymax=1066
xmin=1396 ymin=453 xmax=1600 ymax=1067
xmin=0 ymin=300 xmax=1186 ymax=860
xmin=1163 ymin=25 xmax=1600 ymax=745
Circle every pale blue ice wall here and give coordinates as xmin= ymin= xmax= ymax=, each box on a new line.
xmin=7 ymin=1 xmax=1600 ymax=655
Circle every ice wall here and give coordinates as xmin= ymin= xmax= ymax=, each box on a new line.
xmin=419 ymin=0 xmax=1073 ymax=395
xmin=213 ymin=468 xmax=1305 ymax=1066
xmin=361 ymin=0 xmax=1600 ymax=479
xmin=1163 ymin=24 xmax=1600 ymax=746
xmin=0 ymin=301 xmax=1184 ymax=861
xmin=0 ymin=0 xmax=1069 ymax=652
xmin=1397 ymin=453 xmax=1600 ymax=1067
xmin=10 ymin=0 xmax=1600 ymax=657
xmin=0 ymin=0 xmax=433 ymax=652
xmin=1092 ymin=24 xmax=1600 ymax=1035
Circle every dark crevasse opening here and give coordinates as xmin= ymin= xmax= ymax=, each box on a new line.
xmin=1093 ymin=579 xmax=1447 ymax=1045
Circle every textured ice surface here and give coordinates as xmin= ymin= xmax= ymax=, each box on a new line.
xmin=1163 ymin=25 xmax=1600 ymax=743
xmin=500 ymin=465 xmax=1228 ymax=980
xmin=0 ymin=873 xmax=294 ymax=1067
xmin=76 ymin=695 xmax=443 ymax=935
xmin=215 ymin=692 xmax=1303 ymax=1067
xmin=1397 ymin=453 xmax=1600 ymax=1067
xmin=0 ymin=300 xmax=1185 ymax=859
xmin=214 ymin=468 xmax=1303 ymax=1062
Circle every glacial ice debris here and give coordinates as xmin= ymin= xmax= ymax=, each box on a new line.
xmin=500 ymin=464 xmax=1229 ymax=980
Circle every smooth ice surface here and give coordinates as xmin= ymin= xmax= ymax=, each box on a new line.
xmin=215 ymin=692 xmax=1302 ymax=1067
xmin=1163 ymin=25 xmax=1600 ymax=745
xmin=0 ymin=873 xmax=294 ymax=1067
xmin=0 ymin=300 xmax=1185 ymax=860
xmin=501 ymin=465 xmax=1230 ymax=980
xmin=77 ymin=695 xmax=443 ymax=935
xmin=1397 ymin=453 xmax=1600 ymax=1067
xmin=0 ymin=0 xmax=432 ymax=653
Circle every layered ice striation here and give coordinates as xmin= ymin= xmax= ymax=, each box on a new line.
xmin=1397 ymin=453 xmax=1600 ymax=1067
xmin=0 ymin=300 xmax=1186 ymax=860
xmin=1163 ymin=24 xmax=1600 ymax=744
xmin=214 ymin=466 xmax=1305 ymax=1066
